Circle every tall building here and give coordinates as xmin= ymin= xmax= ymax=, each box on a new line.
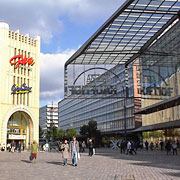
xmin=40 ymin=104 xmax=59 ymax=131
xmin=59 ymin=64 xmax=141 ymax=139
xmin=0 ymin=22 xmax=40 ymax=150
xmin=135 ymin=19 xmax=180 ymax=142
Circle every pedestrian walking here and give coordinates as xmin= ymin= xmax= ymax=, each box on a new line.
xmin=30 ymin=140 xmax=39 ymax=163
xmin=120 ymin=140 xmax=126 ymax=154
xmin=81 ymin=141 xmax=86 ymax=153
xmin=160 ymin=140 xmax=164 ymax=151
xmin=45 ymin=142 xmax=49 ymax=152
xmin=150 ymin=142 xmax=154 ymax=150
xmin=130 ymin=141 xmax=137 ymax=155
xmin=145 ymin=140 xmax=149 ymax=151
xmin=18 ymin=141 xmax=21 ymax=153
xmin=155 ymin=140 xmax=158 ymax=149
xmin=172 ymin=141 xmax=177 ymax=155
xmin=61 ymin=140 xmax=69 ymax=166
xmin=88 ymin=139 xmax=94 ymax=156
xmin=69 ymin=136 xmax=79 ymax=166
xmin=166 ymin=140 xmax=171 ymax=155
xmin=11 ymin=141 xmax=15 ymax=153
xmin=126 ymin=141 xmax=131 ymax=155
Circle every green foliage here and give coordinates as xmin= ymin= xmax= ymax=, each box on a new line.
xmin=46 ymin=131 xmax=51 ymax=140
xmin=45 ymin=125 xmax=58 ymax=140
xmin=80 ymin=125 xmax=89 ymax=136
xmin=80 ymin=120 xmax=101 ymax=139
xmin=88 ymin=120 xmax=98 ymax=138
xmin=66 ymin=128 xmax=77 ymax=139
xmin=57 ymin=129 xmax=65 ymax=140
xmin=52 ymin=126 xmax=58 ymax=140
xmin=39 ymin=126 xmax=44 ymax=138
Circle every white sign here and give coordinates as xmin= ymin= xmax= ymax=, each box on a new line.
xmin=8 ymin=134 xmax=26 ymax=140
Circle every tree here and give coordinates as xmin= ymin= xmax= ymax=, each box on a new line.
xmin=57 ymin=129 xmax=65 ymax=140
xmin=39 ymin=126 xmax=44 ymax=138
xmin=66 ymin=128 xmax=77 ymax=139
xmin=52 ymin=126 xmax=58 ymax=140
xmin=88 ymin=120 xmax=98 ymax=138
xmin=46 ymin=131 xmax=51 ymax=141
xmin=80 ymin=120 xmax=101 ymax=139
xmin=80 ymin=124 xmax=89 ymax=137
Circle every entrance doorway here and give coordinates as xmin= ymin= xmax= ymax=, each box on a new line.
xmin=7 ymin=111 xmax=33 ymax=151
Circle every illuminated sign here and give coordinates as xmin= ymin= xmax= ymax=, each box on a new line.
xmin=10 ymin=55 xmax=35 ymax=69
xmin=11 ymin=83 xmax=32 ymax=94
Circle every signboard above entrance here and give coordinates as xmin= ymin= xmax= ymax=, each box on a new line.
xmin=8 ymin=134 xmax=26 ymax=140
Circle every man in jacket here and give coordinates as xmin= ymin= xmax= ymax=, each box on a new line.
xmin=70 ymin=136 xmax=79 ymax=166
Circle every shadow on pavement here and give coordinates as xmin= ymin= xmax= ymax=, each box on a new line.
xmin=95 ymin=148 xmax=180 ymax=171
xmin=46 ymin=161 xmax=76 ymax=167
xmin=21 ymin=160 xmax=32 ymax=164
xmin=163 ymin=172 xmax=180 ymax=178
xmin=46 ymin=161 xmax=64 ymax=166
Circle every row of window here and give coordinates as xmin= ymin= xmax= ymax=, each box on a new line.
xmin=9 ymin=31 xmax=36 ymax=46
xmin=69 ymin=118 xmax=135 ymax=132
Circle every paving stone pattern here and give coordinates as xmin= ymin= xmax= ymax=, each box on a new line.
xmin=0 ymin=148 xmax=180 ymax=180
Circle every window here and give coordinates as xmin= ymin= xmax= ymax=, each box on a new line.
xmin=20 ymin=94 xmax=22 ymax=104
xmin=17 ymin=77 xmax=19 ymax=85
xmin=19 ymin=35 xmax=21 ymax=42
xmin=17 ymin=94 xmax=19 ymax=104
xmin=23 ymin=94 xmax=25 ymax=105
xmin=14 ymin=48 xmax=16 ymax=56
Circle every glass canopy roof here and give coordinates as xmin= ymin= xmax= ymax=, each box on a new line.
xmin=65 ymin=0 xmax=180 ymax=66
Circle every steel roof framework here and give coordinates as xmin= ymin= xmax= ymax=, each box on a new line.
xmin=65 ymin=0 xmax=180 ymax=67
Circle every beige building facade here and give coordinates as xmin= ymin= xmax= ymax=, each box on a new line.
xmin=0 ymin=22 xmax=40 ymax=150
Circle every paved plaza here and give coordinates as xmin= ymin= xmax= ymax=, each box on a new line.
xmin=0 ymin=148 xmax=180 ymax=180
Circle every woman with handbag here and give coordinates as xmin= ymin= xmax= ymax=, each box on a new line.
xmin=30 ymin=140 xmax=39 ymax=164
xmin=61 ymin=140 xmax=69 ymax=166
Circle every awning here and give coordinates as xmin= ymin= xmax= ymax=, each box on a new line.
xmin=134 ymin=95 xmax=180 ymax=115
xmin=133 ymin=119 xmax=180 ymax=132
xmin=65 ymin=0 xmax=180 ymax=66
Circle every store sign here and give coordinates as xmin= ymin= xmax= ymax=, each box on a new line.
xmin=68 ymin=72 xmax=117 ymax=96
xmin=138 ymin=85 xmax=173 ymax=96
xmin=8 ymin=134 xmax=26 ymax=140
xmin=11 ymin=83 xmax=32 ymax=94
xmin=10 ymin=55 xmax=35 ymax=69
xmin=68 ymin=85 xmax=117 ymax=95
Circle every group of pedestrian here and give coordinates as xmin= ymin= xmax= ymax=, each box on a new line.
xmin=30 ymin=136 xmax=95 ymax=166
xmin=6 ymin=141 xmax=24 ymax=153
xmin=144 ymin=139 xmax=179 ymax=155
xmin=126 ymin=141 xmax=137 ymax=155
xmin=117 ymin=140 xmax=137 ymax=155
xmin=166 ymin=140 xmax=178 ymax=155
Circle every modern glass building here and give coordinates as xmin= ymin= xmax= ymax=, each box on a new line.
xmin=59 ymin=64 xmax=141 ymax=138
xmin=59 ymin=0 xmax=180 ymax=141
xmin=134 ymin=16 xmax=180 ymax=142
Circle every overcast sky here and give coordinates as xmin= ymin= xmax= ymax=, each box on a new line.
xmin=0 ymin=0 xmax=125 ymax=106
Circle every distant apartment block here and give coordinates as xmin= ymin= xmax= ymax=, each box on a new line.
xmin=39 ymin=104 xmax=59 ymax=130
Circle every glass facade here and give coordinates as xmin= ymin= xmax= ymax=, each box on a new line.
xmin=59 ymin=64 xmax=141 ymax=134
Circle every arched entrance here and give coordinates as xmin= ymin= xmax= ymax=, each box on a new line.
xmin=1 ymin=105 xmax=37 ymax=151
xmin=7 ymin=111 xmax=33 ymax=150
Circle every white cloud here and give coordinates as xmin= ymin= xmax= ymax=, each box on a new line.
xmin=40 ymin=49 xmax=75 ymax=103
xmin=0 ymin=0 xmax=124 ymax=42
